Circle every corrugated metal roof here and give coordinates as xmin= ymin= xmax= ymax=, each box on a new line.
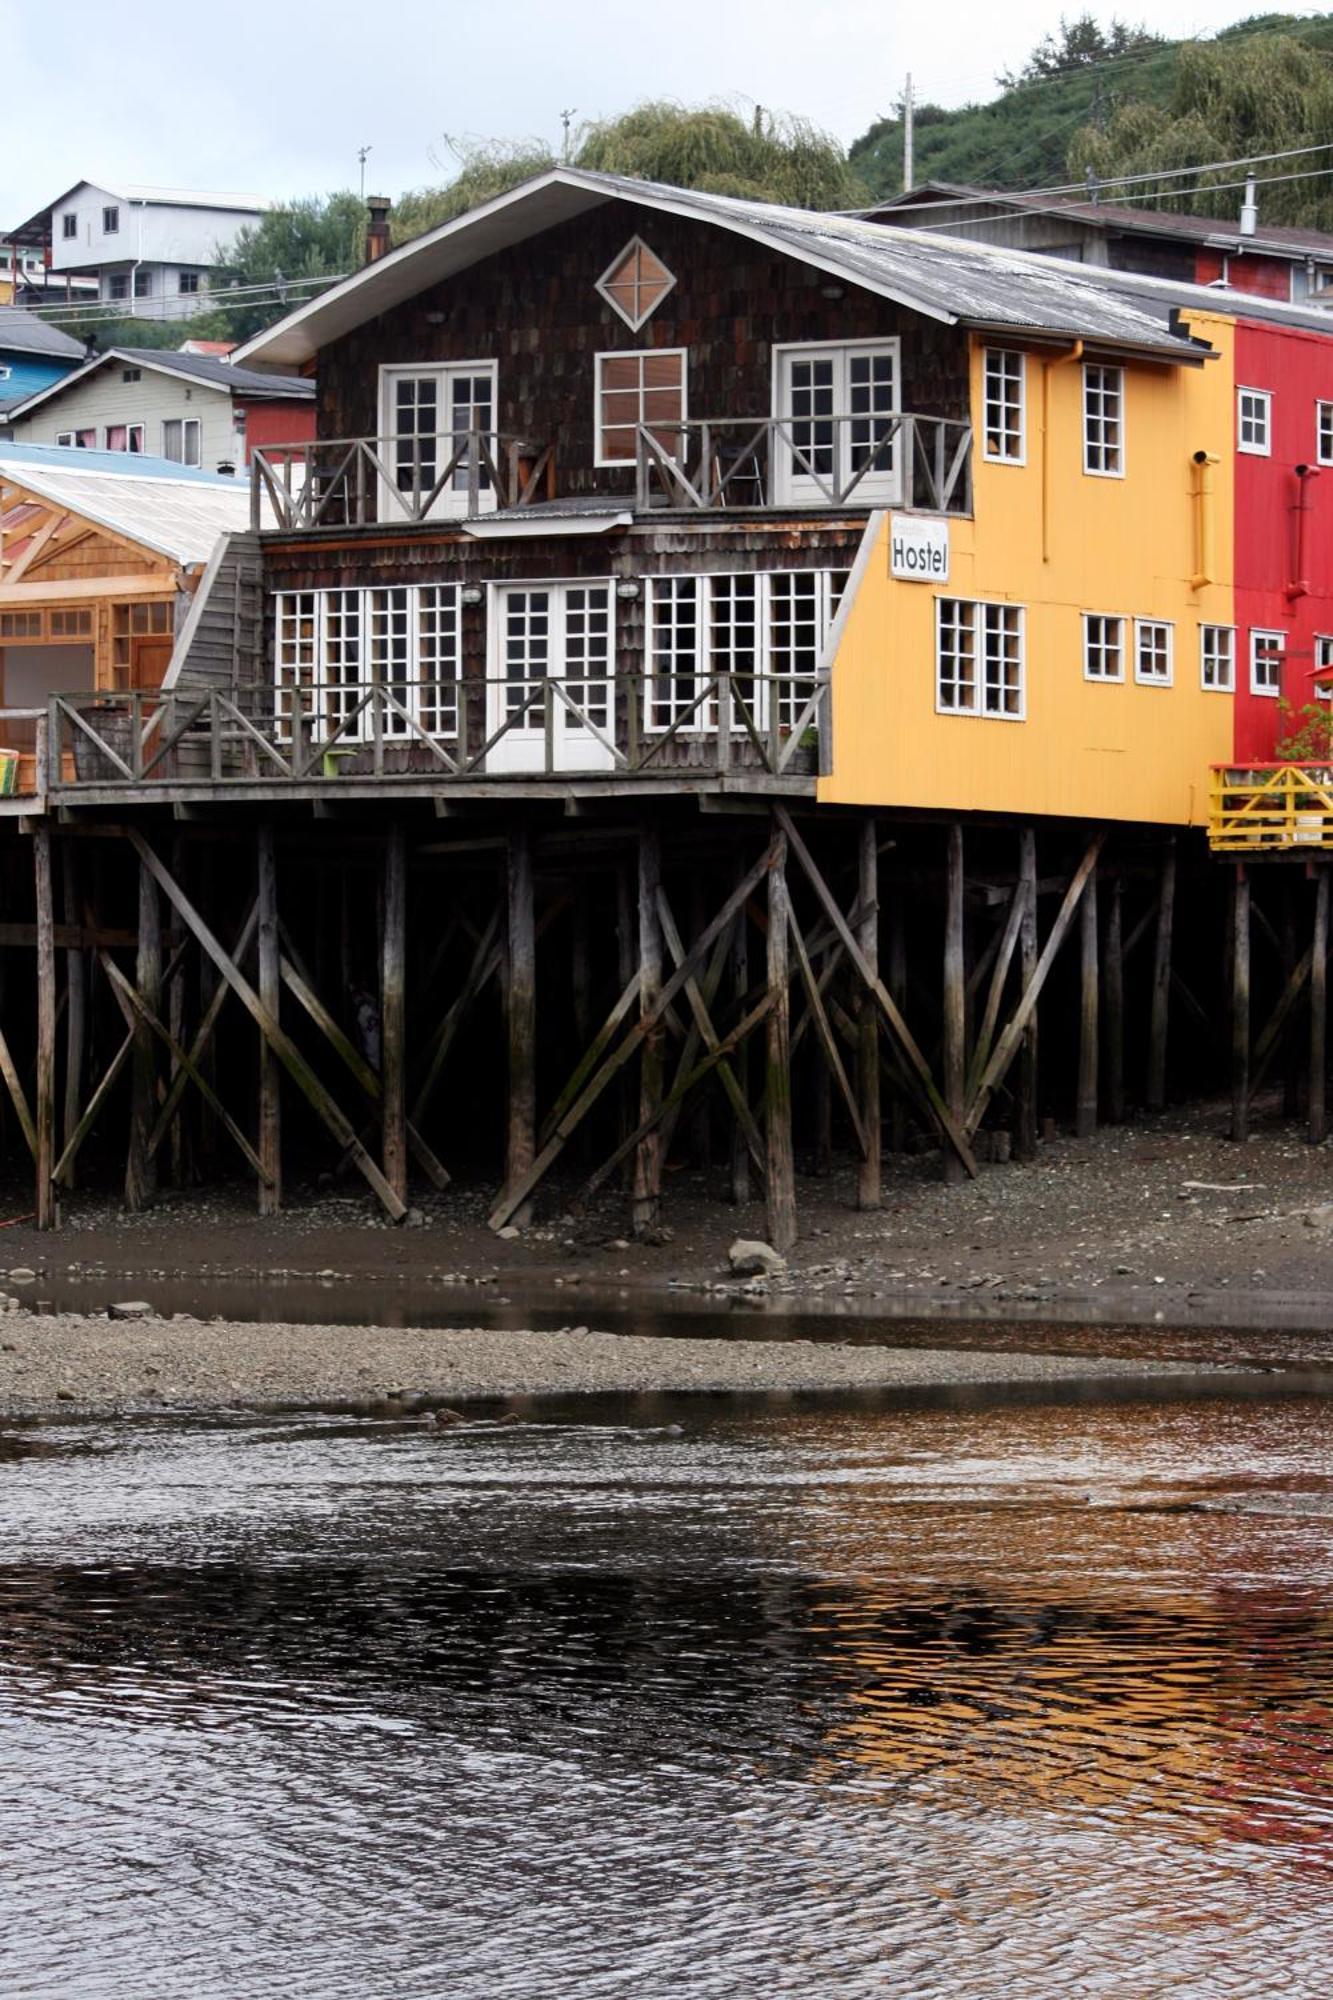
xmin=870 ymin=181 xmax=1333 ymax=260
xmin=235 ymin=167 xmax=1210 ymax=370
xmin=0 ymin=305 xmax=85 ymax=361
xmin=0 ymin=445 xmax=251 ymax=564
xmin=3 ymin=345 xmax=313 ymax=423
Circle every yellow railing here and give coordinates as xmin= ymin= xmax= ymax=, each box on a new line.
xmin=1209 ymin=763 xmax=1333 ymax=851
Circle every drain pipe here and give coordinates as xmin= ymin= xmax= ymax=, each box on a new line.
xmin=1190 ymin=449 xmax=1220 ymax=591
xmin=1041 ymin=340 xmax=1083 ymax=563
xmin=1286 ymin=463 xmax=1321 ymax=602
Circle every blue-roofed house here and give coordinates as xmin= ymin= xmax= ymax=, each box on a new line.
xmin=0 ymin=306 xmax=84 ymax=414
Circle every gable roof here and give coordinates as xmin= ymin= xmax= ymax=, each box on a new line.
xmin=3 ymin=345 xmax=314 ymax=423
xmin=233 ymin=166 xmax=1212 ymax=372
xmin=7 ymin=182 xmax=272 ymax=242
xmin=0 ymin=305 xmax=85 ymax=363
xmin=869 ymin=181 xmax=1333 ymax=263
xmin=0 ymin=443 xmax=252 ymax=565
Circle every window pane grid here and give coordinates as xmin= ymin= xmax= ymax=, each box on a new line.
xmin=1084 ymin=614 xmax=1125 ymax=681
xmin=1200 ymin=624 xmax=1235 ymax=691
xmin=646 ymin=570 xmax=846 ymax=734
xmin=1238 ymin=389 xmax=1271 ymax=455
xmin=1083 ymin=365 xmax=1123 ymax=475
xmin=1251 ymin=628 xmax=1285 ymax=696
xmin=1135 ymin=619 xmax=1173 ymax=685
xmin=1319 ymin=402 xmax=1333 ymax=466
xmin=274 ymin=586 xmax=462 ymax=741
xmin=937 ymin=599 xmax=1024 ymax=717
xmin=983 ymin=349 xmax=1025 ymax=462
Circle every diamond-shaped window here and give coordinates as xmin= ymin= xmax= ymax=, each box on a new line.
xmin=596 ymin=237 xmax=676 ymax=331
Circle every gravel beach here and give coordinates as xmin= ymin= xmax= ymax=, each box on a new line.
xmin=0 ymin=1308 xmax=1248 ymax=1417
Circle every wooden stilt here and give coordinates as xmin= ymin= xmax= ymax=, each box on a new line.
xmin=1145 ymin=839 xmax=1176 ymax=1113
xmin=34 ymin=825 xmax=56 ymax=1231
xmin=380 ymin=825 xmax=407 ymax=1207
xmin=1015 ymin=828 xmax=1039 ymax=1160
xmin=887 ymin=891 xmax=907 ymax=1154
xmin=196 ymin=847 xmax=219 ymax=1173
xmin=1312 ymin=869 xmax=1329 ymax=1146
xmin=686 ymin=875 xmax=715 ymax=1168
xmin=856 ymin=818 xmax=881 ymax=1207
xmin=1231 ymin=865 xmax=1251 ymax=1144
xmin=125 ymin=848 xmax=161 ymax=1212
xmin=167 ymin=836 xmax=188 ymax=1188
xmin=60 ymin=843 xmax=85 ymax=1191
xmin=616 ymin=863 xmax=635 ymax=1188
xmin=943 ymin=823 xmax=966 ymax=1182
xmin=729 ymin=855 xmax=752 ymax=1205
xmin=765 ymin=823 xmax=796 ymax=1252
xmin=632 ymin=823 xmax=664 ymax=1235
xmin=505 ymin=822 xmax=536 ymax=1228
xmin=1104 ymin=874 xmax=1125 ymax=1125
xmin=1282 ymin=877 xmax=1302 ymax=1120
xmin=1076 ymin=859 xmax=1099 ymax=1138
xmin=257 ymin=824 xmax=281 ymax=1214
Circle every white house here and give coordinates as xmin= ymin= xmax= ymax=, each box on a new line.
xmin=5 ymin=182 xmax=272 ymax=318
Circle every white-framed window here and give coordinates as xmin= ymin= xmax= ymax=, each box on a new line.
xmin=1238 ymin=387 xmax=1272 ymax=456
xmin=102 ymin=206 xmax=119 ymax=234
xmin=378 ymin=361 xmax=498 ymax=517
xmin=1318 ymin=401 xmax=1333 ymax=466
xmin=1083 ymin=364 xmax=1124 ymax=476
xmin=935 ymin=597 xmax=1025 ymax=719
xmin=274 ymin=584 xmax=462 ymax=741
xmin=0 ymin=364 xmax=9 ymax=382
xmin=1315 ymin=635 xmax=1333 ymax=702
xmin=161 ymin=417 xmax=201 ymax=466
xmin=773 ymin=339 xmax=901 ymax=505
xmin=644 ymin=569 xmax=847 ymax=733
xmin=1200 ymin=624 xmax=1236 ymax=691
xmin=488 ymin=580 xmax=615 ymax=769
xmin=596 ymin=238 xmax=676 ymax=331
xmin=1134 ymin=618 xmax=1173 ymax=686
xmin=121 ymin=366 xmax=140 ymax=383
xmin=105 ymin=424 xmax=145 ymax=453
xmin=62 ymin=213 xmax=77 ymax=240
xmin=107 ymin=274 xmax=128 ymax=301
xmin=1083 ymin=613 xmax=1125 ymax=680
xmin=134 ymin=268 xmax=153 ymax=299
xmin=179 ymin=271 xmax=200 ymax=296
xmin=1251 ymin=627 xmax=1285 ymax=697
xmin=594 ymin=348 xmax=687 ymax=467
xmin=982 ymin=348 xmax=1026 ymax=464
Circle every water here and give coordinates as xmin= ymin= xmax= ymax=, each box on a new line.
xmin=2 ymin=1386 xmax=1332 ymax=1997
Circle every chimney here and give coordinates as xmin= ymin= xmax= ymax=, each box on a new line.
xmin=365 ymin=196 xmax=391 ymax=264
xmin=1239 ymin=175 xmax=1258 ymax=238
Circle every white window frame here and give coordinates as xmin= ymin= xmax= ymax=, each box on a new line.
xmin=133 ymin=268 xmax=153 ymax=299
xmin=486 ymin=579 xmax=616 ymax=773
xmin=595 ymin=236 xmax=677 ymax=332
xmin=1082 ymin=363 xmax=1125 ymax=478
xmin=934 ymin=597 xmax=1027 ymax=720
xmin=55 ymin=430 xmax=74 ymax=447
xmin=104 ymin=423 xmax=146 ymax=453
xmin=981 ymin=348 xmax=1026 ymax=465
xmin=1238 ymin=387 xmax=1272 ymax=457
xmin=1083 ymin=612 xmax=1126 ymax=682
xmin=61 ymin=213 xmax=77 ymax=240
xmin=772 ymin=338 xmax=902 ymax=506
xmin=1315 ymin=634 xmax=1333 ymax=702
xmin=1318 ymin=401 xmax=1333 ymax=467
xmin=161 ymin=416 xmax=202 ymax=467
xmin=644 ymin=570 xmax=848 ymax=734
xmin=593 ymin=347 xmax=688 ymax=470
xmin=102 ymin=206 xmax=119 ymax=235
xmin=107 ymin=274 xmax=129 ymax=301
xmin=377 ymin=360 xmax=499 ymax=519
xmin=179 ymin=270 xmax=201 ymax=296
xmin=1134 ymin=618 xmax=1173 ymax=687
xmin=1199 ymin=624 xmax=1236 ymax=692
xmin=1250 ymin=627 xmax=1285 ymax=698
xmin=274 ymin=584 xmax=463 ymax=743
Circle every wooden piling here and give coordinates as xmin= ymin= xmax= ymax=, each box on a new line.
xmin=34 ymin=825 xmax=56 ymax=1231
xmin=857 ymin=818 xmax=881 ymax=1208
xmin=1015 ymin=828 xmax=1039 ymax=1160
xmin=1231 ymin=865 xmax=1251 ymax=1143
xmin=887 ymin=891 xmax=907 ymax=1154
xmin=257 ymin=824 xmax=281 ymax=1214
xmin=60 ymin=843 xmax=85 ymax=1190
xmin=1146 ymin=838 xmax=1176 ymax=1113
xmin=765 ymin=823 xmax=796 ymax=1252
xmin=1076 ymin=859 xmax=1099 ymax=1139
xmin=943 ymin=823 xmax=966 ymax=1182
xmin=1282 ymin=877 xmax=1301 ymax=1120
xmin=729 ymin=854 xmax=752 ymax=1205
xmin=505 ymin=822 xmax=536 ymax=1228
xmin=1104 ymin=874 xmax=1124 ymax=1125
xmin=167 ymin=836 xmax=188 ymax=1188
xmin=1311 ymin=868 xmax=1328 ymax=1146
xmin=632 ymin=823 xmax=664 ymax=1235
xmin=380 ymin=824 xmax=407 ymax=1209
xmin=125 ymin=848 xmax=161 ymax=1211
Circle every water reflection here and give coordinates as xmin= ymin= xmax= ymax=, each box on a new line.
xmin=2 ymin=1394 xmax=1333 ymax=1996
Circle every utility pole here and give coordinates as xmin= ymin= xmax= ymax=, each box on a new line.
xmin=903 ymin=74 xmax=915 ymax=194
xmin=358 ymin=146 xmax=372 ymax=201
xmin=560 ymin=109 xmax=578 ymax=164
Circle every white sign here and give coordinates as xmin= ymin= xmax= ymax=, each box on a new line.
xmin=889 ymin=513 xmax=949 ymax=583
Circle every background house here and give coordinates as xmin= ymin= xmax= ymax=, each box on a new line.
xmin=2 ymin=347 xmax=314 ymax=472
xmin=4 ymin=182 xmax=271 ymax=317
xmin=0 ymin=307 xmax=85 ymax=415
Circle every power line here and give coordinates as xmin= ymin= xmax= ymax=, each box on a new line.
xmin=871 ymin=141 xmax=1333 ymax=218
xmin=907 ymin=166 xmax=1333 ymax=239
xmin=11 ymin=272 xmax=346 ymax=333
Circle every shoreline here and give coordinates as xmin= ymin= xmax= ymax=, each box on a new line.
xmin=0 ymin=1308 xmax=1268 ymax=1420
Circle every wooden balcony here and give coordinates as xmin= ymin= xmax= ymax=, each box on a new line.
xmin=250 ymin=412 xmax=972 ymax=533
xmin=1209 ymin=764 xmax=1333 ymax=852
xmin=39 ymin=674 xmax=826 ymax=803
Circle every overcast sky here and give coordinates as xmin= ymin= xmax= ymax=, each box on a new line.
xmin=1 ymin=0 xmax=1317 ymax=222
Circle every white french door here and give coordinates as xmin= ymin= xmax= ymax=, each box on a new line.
xmin=378 ymin=362 xmax=498 ymax=520
xmin=487 ymin=583 xmax=616 ymax=773
xmin=773 ymin=341 xmax=901 ymax=506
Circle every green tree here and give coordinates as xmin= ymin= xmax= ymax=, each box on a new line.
xmin=392 ymin=142 xmax=558 ymax=244
xmin=999 ymin=13 xmax=1162 ymax=88
xmin=575 ymin=101 xmax=863 ymax=209
xmin=190 ymin=192 xmax=366 ymax=342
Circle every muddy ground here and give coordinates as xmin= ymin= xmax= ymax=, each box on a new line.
xmin=0 ymin=1095 xmax=1327 ymax=1332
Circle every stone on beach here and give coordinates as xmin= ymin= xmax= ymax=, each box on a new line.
xmin=728 ymin=1239 xmax=787 ymax=1277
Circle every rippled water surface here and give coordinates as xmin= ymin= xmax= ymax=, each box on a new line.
xmin=3 ymin=1388 xmax=1333 ymax=1997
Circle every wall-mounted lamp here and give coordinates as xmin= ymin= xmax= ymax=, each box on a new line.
xmin=820 ymin=283 xmax=845 ymax=301
xmin=460 ymin=584 xmax=484 ymax=605
xmin=424 ymin=310 xmax=447 ymax=326
xmin=615 ymin=579 xmax=641 ymax=600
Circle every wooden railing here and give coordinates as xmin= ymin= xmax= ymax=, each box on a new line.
xmin=0 ymin=708 xmax=51 ymax=797
xmin=251 ymin=431 xmax=557 ymax=531
xmin=634 ymin=412 xmax=973 ymax=514
xmin=44 ymin=674 xmax=827 ymax=791
xmin=1210 ymin=763 xmax=1333 ymax=850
